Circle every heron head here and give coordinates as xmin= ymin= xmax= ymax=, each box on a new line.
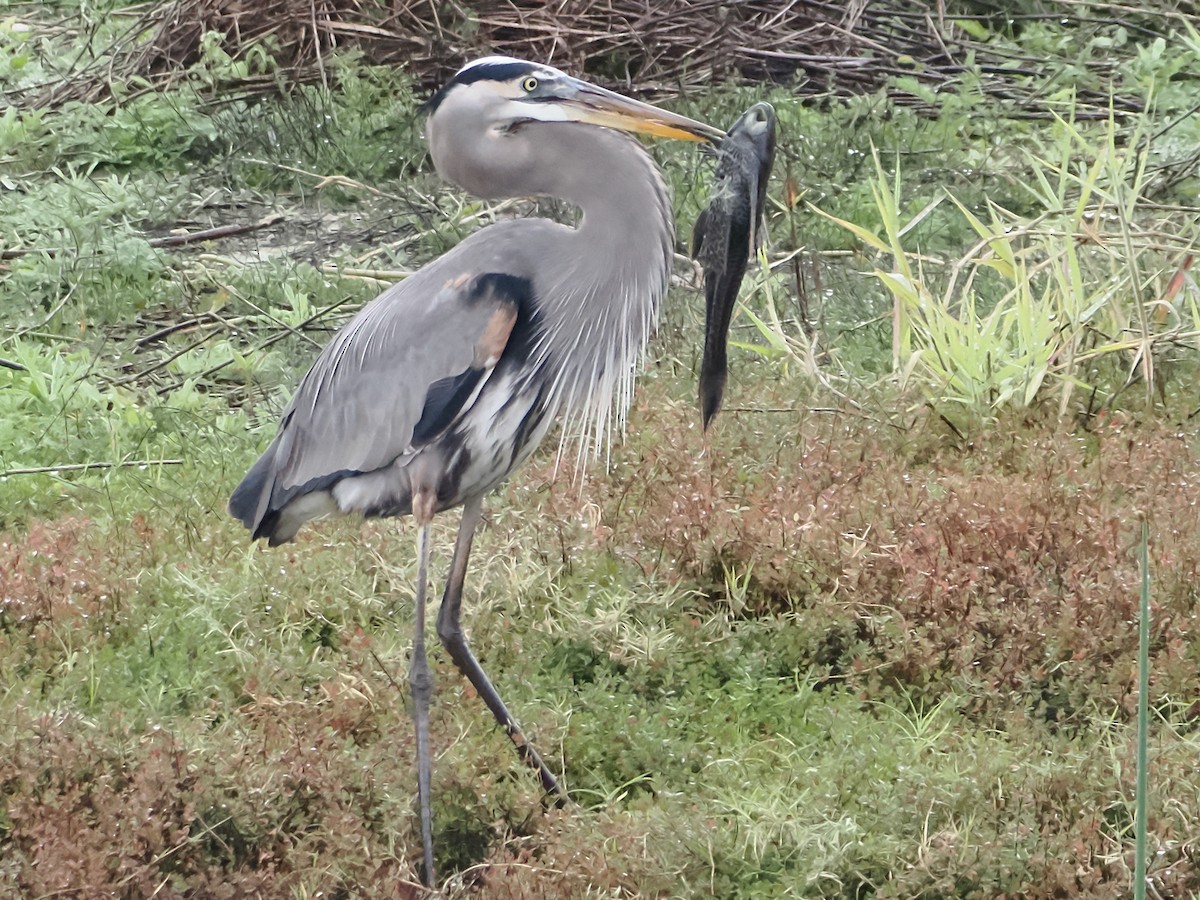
xmin=425 ymin=56 xmax=725 ymax=145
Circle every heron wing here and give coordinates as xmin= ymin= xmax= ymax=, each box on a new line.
xmin=230 ymin=269 xmax=529 ymax=534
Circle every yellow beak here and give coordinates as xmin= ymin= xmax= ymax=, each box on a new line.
xmin=556 ymin=78 xmax=725 ymax=143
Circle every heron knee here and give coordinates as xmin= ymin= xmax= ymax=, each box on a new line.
xmin=436 ymin=612 xmax=465 ymax=655
xmin=409 ymin=648 xmax=434 ymax=704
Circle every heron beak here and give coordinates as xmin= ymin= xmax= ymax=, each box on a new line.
xmin=557 ymin=79 xmax=725 ymax=143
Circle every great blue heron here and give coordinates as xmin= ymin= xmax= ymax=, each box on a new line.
xmin=228 ymin=56 xmax=722 ymax=885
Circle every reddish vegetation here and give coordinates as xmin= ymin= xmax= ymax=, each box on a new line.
xmin=526 ymin=388 xmax=1200 ymax=724
xmin=0 ymin=707 xmax=433 ymax=897
xmin=3 ymin=724 xmax=199 ymax=896
xmin=3 ymin=384 xmax=1199 ymax=894
xmin=0 ymin=518 xmax=119 ymax=635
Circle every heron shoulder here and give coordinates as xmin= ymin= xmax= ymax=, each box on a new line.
xmin=233 ymin=261 xmax=542 ymax=542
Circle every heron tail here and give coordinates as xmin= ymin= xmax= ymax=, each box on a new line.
xmin=229 ymin=443 xmax=278 ymax=536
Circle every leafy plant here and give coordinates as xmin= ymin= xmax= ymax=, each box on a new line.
xmin=3 ymin=6 xmax=1200 ymax=896
xmin=818 ymin=108 xmax=1200 ymax=420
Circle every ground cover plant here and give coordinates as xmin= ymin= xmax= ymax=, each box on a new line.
xmin=2 ymin=1 xmax=1200 ymax=897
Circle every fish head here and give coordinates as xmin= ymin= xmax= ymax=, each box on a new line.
xmin=726 ymin=102 xmax=777 ymax=159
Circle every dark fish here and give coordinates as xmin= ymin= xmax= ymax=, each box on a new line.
xmin=692 ymin=101 xmax=777 ymax=430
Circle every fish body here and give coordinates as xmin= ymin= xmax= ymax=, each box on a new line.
xmin=692 ymin=101 xmax=777 ymax=429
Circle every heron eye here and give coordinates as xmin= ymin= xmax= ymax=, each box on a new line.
xmin=521 ymin=76 xmax=538 ymax=93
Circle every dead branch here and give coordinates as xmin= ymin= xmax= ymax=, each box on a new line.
xmin=10 ymin=0 xmax=1148 ymax=119
xmin=0 ymin=213 xmax=286 ymax=261
xmin=0 ymin=459 xmax=186 ymax=477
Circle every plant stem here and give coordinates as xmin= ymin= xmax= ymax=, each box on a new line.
xmin=0 ymin=459 xmax=184 ymax=477
xmin=1135 ymin=518 xmax=1150 ymax=900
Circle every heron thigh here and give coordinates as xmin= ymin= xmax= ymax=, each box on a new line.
xmin=272 ymin=491 xmax=339 ymax=544
xmin=331 ymin=462 xmax=415 ymax=520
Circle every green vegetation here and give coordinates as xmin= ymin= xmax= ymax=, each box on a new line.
xmin=2 ymin=3 xmax=1200 ymax=897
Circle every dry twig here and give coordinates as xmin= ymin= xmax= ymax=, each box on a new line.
xmin=1 ymin=459 xmax=185 ymax=477
xmin=15 ymin=0 xmax=1146 ymax=119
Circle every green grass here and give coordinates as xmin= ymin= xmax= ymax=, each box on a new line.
xmin=3 ymin=4 xmax=1200 ymax=896
xmin=5 ymin=403 xmax=1200 ymax=895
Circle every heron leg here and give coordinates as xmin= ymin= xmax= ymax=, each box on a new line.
xmin=436 ymin=495 xmax=564 ymax=802
xmin=410 ymin=521 xmax=437 ymax=886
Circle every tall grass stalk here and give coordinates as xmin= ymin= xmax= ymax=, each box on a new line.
xmin=1135 ymin=519 xmax=1150 ymax=900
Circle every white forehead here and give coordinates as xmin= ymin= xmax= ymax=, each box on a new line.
xmin=455 ymin=55 xmax=565 ymax=78
xmin=457 ymin=55 xmax=522 ymax=73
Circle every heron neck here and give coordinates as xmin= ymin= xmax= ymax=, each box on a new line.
xmin=547 ymin=126 xmax=674 ymax=255
xmin=527 ymin=124 xmax=674 ymax=464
